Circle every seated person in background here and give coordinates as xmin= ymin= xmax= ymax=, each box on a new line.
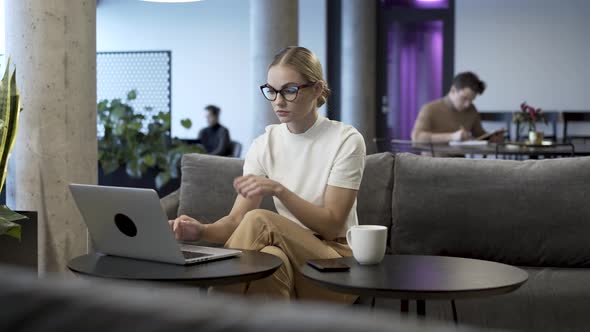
xmin=411 ymin=71 xmax=504 ymax=143
xmin=197 ymin=105 xmax=232 ymax=156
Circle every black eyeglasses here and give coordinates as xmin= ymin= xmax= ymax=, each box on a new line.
xmin=259 ymin=82 xmax=315 ymax=102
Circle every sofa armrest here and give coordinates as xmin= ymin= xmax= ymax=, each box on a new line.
xmin=160 ymin=189 xmax=180 ymax=220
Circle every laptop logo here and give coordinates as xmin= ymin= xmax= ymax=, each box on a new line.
xmin=114 ymin=213 xmax=138 ymax=237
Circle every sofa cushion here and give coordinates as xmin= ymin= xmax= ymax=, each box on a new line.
xmin=391 ymin=153 xmax=590 ymax=267
xmin=357 ymin=153 xmax=394 ymax=233
xmin=178 ymin=154 xmax=276 ymax=224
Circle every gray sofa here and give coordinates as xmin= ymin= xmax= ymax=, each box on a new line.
xmin=162 ymin=152 xmax=590 ymax=332
xmin=0 ymin=264 xmax=488 ymax=332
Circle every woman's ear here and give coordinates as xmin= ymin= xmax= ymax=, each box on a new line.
xmin=314 ymin=81 xmax=324 ymax=99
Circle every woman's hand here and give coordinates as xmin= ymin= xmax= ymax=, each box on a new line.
xmin=234 ymin=175 xmax=284 ymax=198
xmin=168 ymin=215 xmax=206 ymax=241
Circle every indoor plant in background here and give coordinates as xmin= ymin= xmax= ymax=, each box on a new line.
xmin=0 ymin=58 xmax=28 ymax=241
xmin=97 ymin=90 xmax=203 ymax=195
xmin=513 ymin=102 xmax=547 ymax=144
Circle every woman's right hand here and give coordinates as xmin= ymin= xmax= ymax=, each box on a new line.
xmin=168 ymin=215 xmax=205 ymax=241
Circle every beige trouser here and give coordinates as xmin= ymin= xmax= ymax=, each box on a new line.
xmin=210 ymin=209 xmax=357 ymax=304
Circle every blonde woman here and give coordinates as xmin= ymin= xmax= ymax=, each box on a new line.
xmin=170 ymin=46 xmax=366 ymax=303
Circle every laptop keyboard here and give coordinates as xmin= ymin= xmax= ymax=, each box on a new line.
xmin=182 ymin=251 xmax=212 ymax=260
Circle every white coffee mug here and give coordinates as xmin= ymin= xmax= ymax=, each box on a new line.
xmin=346 ymin=225 xmax=388 ymax=265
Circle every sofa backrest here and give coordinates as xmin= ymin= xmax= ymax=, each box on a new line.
xmin=391 ymin=153 xmax=590 ymax=268
xmin=178 ymin=153 xmax=395 ymax=238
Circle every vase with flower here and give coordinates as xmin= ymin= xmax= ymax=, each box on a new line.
xmin=512 ymin=102 xmax=547 ymax=144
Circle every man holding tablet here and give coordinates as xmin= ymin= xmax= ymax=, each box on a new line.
xmin=411 ymin=72 xmax=505 ymax=144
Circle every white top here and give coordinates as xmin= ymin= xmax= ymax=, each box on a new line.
xmin=243 ymin=115 xmax=366 ymax=238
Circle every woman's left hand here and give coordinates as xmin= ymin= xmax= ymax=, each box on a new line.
xmin=234 ymin=175 xmax=283 ymax=198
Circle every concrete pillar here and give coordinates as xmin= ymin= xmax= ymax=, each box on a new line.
xmin=250 ymin=0 xmax=298 ymax=138
xmin=341 ymin=0 xmax=376 ymax=153
xmin=5 ymin=0 xmax=97 ymax=274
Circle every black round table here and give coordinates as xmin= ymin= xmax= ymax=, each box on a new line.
xmin=412 ymin=141 xmax=590 ymax=157
xmin=68 ymin=251 xmax=282 ymax=288
xmin=301 ymin=255 xmax=528 ymax=322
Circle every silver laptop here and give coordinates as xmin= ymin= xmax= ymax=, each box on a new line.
xmin=69 ymin=184 xmax=241 ymax=265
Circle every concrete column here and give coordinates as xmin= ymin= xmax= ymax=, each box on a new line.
xmin=341 ymin=0 xmax=376 ymax=153
xmin=5 ymin=0 xmax=97 ymax=274
xmin=250 ymin=0 xmax=298 ymax=138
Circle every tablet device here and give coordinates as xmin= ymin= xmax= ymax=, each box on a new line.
xmin=475 ymin=128 xmax=506 ymax=141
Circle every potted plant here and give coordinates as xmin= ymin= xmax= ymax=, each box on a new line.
xmin=513 ymin=102 xmax=547 ymax=144
xmin=0 ymin=58 xmax=28 ymax=241
xmin=97 ymin=90 xmax=203 ymax=195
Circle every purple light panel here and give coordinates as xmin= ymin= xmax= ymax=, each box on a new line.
xmin=386 ymin=21 xmax=443 ymax=139
xmin=381 ymin=0 xmax=449 ymax=9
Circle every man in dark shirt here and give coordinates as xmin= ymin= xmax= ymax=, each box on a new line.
xmin=196 ymin=105 xmax=231 ymax=156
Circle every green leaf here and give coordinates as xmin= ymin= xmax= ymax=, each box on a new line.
xmin=0 ymin=205 xmax=28 ymax=223
xmin=125 ymin=159 xmax=142 ymax=178
xmin=167 ymin=149 xmax=182 ymax=167
xmin=0 ymin=205 xmax=28 ymax=240
xmin=127 ymin=89 xmax=137 ymax=101
xmin=0 ymin=60 xmax=22 ymax=193
xmin=5 ymin=224 xmax=21 ymax=239
xmin=169 ymin=166 xmax=179 ymax=179
xmin=111 ymin=105 xmax=126 ymax=121
xmin=113 ymin=124 xmax=125 ymax=136
xmin=133 ymin=114 xmax=145 ymax=121
xmin=97 ymin=100 xmax=108 ymax=112
xmin=142 ymin=154 xmax=156 ymax=167
xmin=158 ymin=112 xmax=171 ymax=125
xmin=180 ymin=118 xmax=192 ymax=129
xmin=110 ymin=99 xmax=122 ymax=109
xmin=0 ymin=220 xmax=21 ymax=240
xmin=100 ymin=159 xmax=120 ymax=174
xmin=127 ymin=122 xmax=143 ymax=132
xmin=155 ymin=171 xmax=171 ymax=190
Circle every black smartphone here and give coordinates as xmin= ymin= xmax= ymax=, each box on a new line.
xmin=307 ymin=259 xmax=350 ymax=272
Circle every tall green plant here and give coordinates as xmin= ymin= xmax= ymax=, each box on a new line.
xmin=0 ymin=58 xmax=28 ymax=240
xmin=98 ymin=90 xmax=203 ymax=189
